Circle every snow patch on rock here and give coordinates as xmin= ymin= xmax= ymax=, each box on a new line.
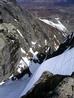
xmin=17 ymin=29 xmax=24 ymax=38
xmin=39 ymin=18 xmax=67 ymax=33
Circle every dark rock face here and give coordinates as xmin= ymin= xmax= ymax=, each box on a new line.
xmin=21 ymin=72 xmax=66 ymax=98
xmin=48 ymin=77 xmax=74 ymax=98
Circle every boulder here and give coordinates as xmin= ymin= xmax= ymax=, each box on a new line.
xmin=21 ymin=72 xmax=66 ymax=98
xmin=48 ymin=77 xmax=74 ymax=98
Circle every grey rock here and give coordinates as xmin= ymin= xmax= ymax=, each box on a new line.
xmin=50 ymin=77 xmax=74 ymax=98
xmin=21 ymin=72 xmax=66 ymax=98
xmin=0 ymin=0 xmax=67 ymax=53
xmin=0 ymin=23 xmax=21 ymax=82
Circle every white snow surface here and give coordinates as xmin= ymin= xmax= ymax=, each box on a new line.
xmin=0 ymin=48 xmax=74 ymax=98
xmin=21 ymin=47 xmax=74 ymax=96
xmin=39 ymin=18 xmax=67 ymax=32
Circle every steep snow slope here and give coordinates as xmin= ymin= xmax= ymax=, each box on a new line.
xmin=21 ymin=47 xmax=74 ymax=97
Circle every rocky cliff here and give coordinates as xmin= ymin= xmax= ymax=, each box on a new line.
xmin=0 ymin=0 xmax=69 ymax=82
xmin=0 ymin=1 xmax=74 ymax=98
xmin=0 ymin=0 xmax=67 ymax=52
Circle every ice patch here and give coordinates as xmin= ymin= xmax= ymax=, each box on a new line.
xmin=17 ymin=29 xmax=24 ymax=38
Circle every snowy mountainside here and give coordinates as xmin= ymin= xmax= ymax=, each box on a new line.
xmin=20 ymin=33 xmax=74 ymax=98
xmin=0 ymin=0 xmax=68 ymax=82
xmin=21 ymin=47 xmax=74 ymax=97
xmin=0 ymin=1 xmax=74 ymax=98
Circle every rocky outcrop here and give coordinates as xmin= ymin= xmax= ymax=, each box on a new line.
xmin=47 ymin=77 xmax=74 ymax=98
xmin=46 ymin=32 xmax=74 ymax=59
xmin=33 ymin=32 xmax=74 ymax=63
xmin=0 ymin=0 xmax=69 ymax=81
xmin=0 ymin=23 xmax=20 ymax=82
xmin=21 ymin=71 xmax=74 ymax=98
xmin=21 ymin=72 xmax=67 ymax=98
